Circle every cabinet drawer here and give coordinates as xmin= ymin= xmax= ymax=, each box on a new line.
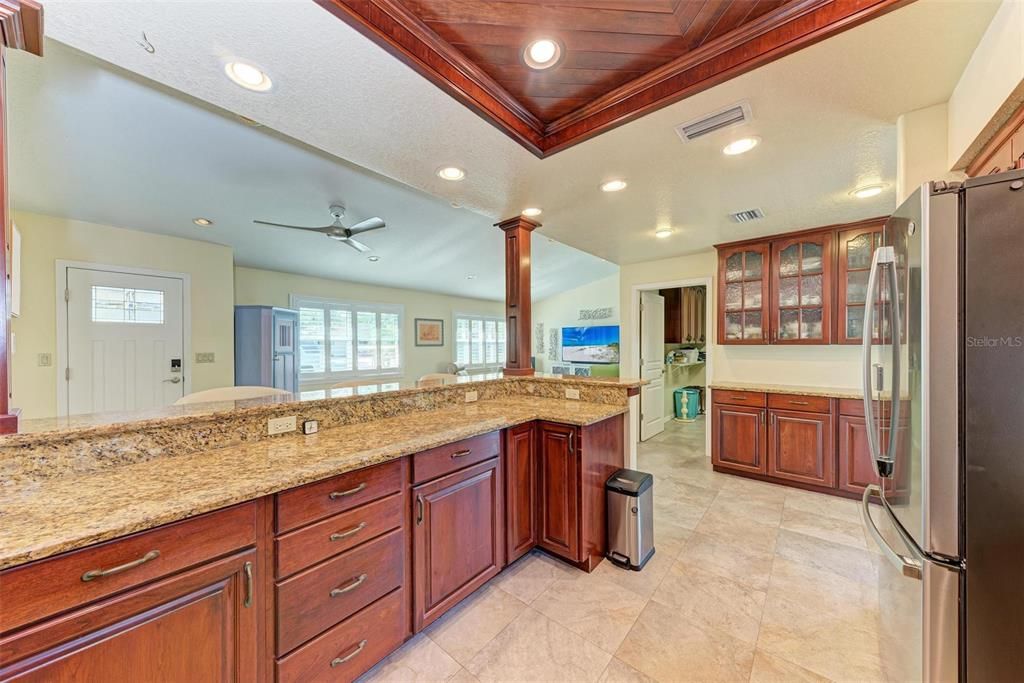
xmin=768 ymin=393 xmax=832 ymax=414
xmin=412 ymin=431 xmax=501 ymax=485
xmin=0 ymin=502 xmax=256 ymax=634
xmin=276 ymin=528 xmax=403 ymax=655
xmin=838 ymin=398 xmax=882 ymax=417
xmin=712 ymin=389 xmax=766 ymax=407
xmin=275 ymin=492 xmax=404 ymax=579
xmin=276 ymin=588 xmax=406 ymax=683
xmin=276 ymin=459 xmax=404 ymax=534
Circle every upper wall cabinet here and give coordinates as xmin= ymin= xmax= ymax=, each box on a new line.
xmin=717 ymin=244 xmax=770 ymax=344
xmin=716 ymin=218 xmax=885 ymax=346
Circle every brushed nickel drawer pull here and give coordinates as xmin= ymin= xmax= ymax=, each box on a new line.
xmin=330 ymin=639 xmax=368 ymax=667
xmin=243 ymin=561 xmax=253 ymax=608
xmin=329 ymin=482 xmax=366 ymax=500
xmin=81 ymin=549 xmax=160 ymax=582
xmin=789 ymin=400 xmax=810 ymax=406
xmin=330 ymin=522 xmax=368 ymax=542
xmin=731 ymin=396 xmax=747 ymax=400
xmin=330 ymin=574 xmax=368 ymax=597
xmin=450 ymin=449 xmax=472 ymax=459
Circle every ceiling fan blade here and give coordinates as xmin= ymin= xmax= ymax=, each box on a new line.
xmin=347 ymin=217 xmax=385 ymax=235
xmin=253 ymin=219 xmax=333 ymax=232
xmin=340 ymin=237 xmax=372 ymax=253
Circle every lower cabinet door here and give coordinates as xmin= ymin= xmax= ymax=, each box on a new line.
xmin=768 ymin=409 xmax=835 ymax=488
xmin=711 ymin=403 xmax=767 ymax=474
xmin=0 ymin=551 xmax=258 ymax=682
xmin=837 ymin=414 xmax=885 ymax=496
xmin=505 ymin=422 xmax=538 ymax=564
xmin=412 ymin=458 xmax=503 ymax=631
xmin=536 ymin=422 xmax=580 ymax=562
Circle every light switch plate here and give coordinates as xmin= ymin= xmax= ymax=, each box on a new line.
xmin=267 ymin=415 xmax=297 ymax=436
xmin=565 ymin=388 xmax=581 ymax=400
xmin=37 ymin=352 xmax=52 ymax=367
xmin=465 ymin=390 xmax=479 ymax=403
xmin=195 ymin=352 xmax=216 ymax=364
xmin=302 ymin=420 xmax=319 ymax=435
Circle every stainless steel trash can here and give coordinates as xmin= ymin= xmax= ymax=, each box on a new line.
xmin=606 ymin=469 xmax=654 ymax=570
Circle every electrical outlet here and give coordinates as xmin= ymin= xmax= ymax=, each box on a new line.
xmin=465 ymin=390 xmax=479 ymax=403
xmin=37 ymin=353 xmax=52 ymax=367
xmin=267 ymin=415 xmax=297 ymax=436
xmin=302 ymin=420 xmax=319 ymax=435
xmin=195 ymin=352 xmax=216 ymax=364
xmin=565 ymin=388 xmax=581 ymax=400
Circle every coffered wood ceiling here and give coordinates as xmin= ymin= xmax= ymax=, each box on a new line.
xmin=316 ymin=0 xmax=912 ymax=156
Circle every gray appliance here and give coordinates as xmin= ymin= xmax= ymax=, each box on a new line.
xmin=860 ymin=169 xmax=1023 ymax=682
xmin=234 ymin=306 xmax=299 ymax=393
xmin=605 ymin=469 xmax=654 ymax=570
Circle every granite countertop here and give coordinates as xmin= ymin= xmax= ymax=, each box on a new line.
xmin=709 ymin=381 xmax=863 ymax=400
xmin=0 ymin=397 xmax=626 ymax=571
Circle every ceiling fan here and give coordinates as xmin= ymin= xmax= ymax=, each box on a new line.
xmin=253 ymin=204 xmax=385 ymax=253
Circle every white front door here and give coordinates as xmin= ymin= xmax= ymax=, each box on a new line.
xmin=640 ymin=290 xmax=666 ymax=440
xmin=63 ymin=266 xmax=186 ymax=416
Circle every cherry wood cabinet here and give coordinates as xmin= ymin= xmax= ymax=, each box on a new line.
xmin=837 ymin=413 xmax=880 ymax=495
xmin=711 ymin=402 xmax=766 ymax=475
xmin=768 ymin=408 xmax=834 ymax=488
xmin=505 ymin=422 xmax=537 ymax=564
xmin=717 ymin=243 xmax=770 ymax=344
xmin=412 ymin=457 xmax=504 ymax=631
xmin=660 ymin=287 xmax=705 ymax=344
xmin=537 ymin=421 xmax=580 ymax=562
xmin=771 ymin=231 xmax=834 ymax=344
xmin=836 ymin=222 xmax=885 ymax=344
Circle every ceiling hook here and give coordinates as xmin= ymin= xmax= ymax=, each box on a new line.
xmin=137 ymin=32 xmax=155 ymax=54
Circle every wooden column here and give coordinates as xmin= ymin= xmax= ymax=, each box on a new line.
xmin=495 ymin=215 xmax=540 ymax=376
xmin=0 ymin=1 xmax=44 ymax=434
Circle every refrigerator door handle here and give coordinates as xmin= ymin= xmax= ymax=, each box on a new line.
xmin=861 ymin=247 xmax=891 ymax=471
xmin=883 ymin=248 xmax=902 ymax=468
xmin=861 ymin=485 xmax=922 ymax=580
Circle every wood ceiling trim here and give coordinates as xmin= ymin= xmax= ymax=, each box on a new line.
xmin=317 ymin=0 xmax=915 ymax=157
xmin=0 ymin=0 xmax=44 ymax=56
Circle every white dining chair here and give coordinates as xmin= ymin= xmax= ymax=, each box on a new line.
xmin=417 ymin=373 xmax=459 ymax=384
xmin=174 ymin=385 xmax=291 ymax=406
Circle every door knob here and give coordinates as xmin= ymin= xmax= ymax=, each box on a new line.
xmin=163 ymin=377 xmax=182 ymax=384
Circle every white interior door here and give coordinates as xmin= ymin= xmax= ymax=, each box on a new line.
xmin=640 ymin=290 xmax=666 ymax=440
xmin=64 ymin=266 xmax=185 ymax=416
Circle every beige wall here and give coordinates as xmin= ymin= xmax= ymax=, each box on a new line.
xmin=948 ymin=0 xmax=1024 ymax=170
xmin=897 ymin=103 xmax=963 ymax=203
xmin=532 ymin=273 xmax=620 ymax=375
xmin=233 ymin=266 xmax=503 ymax=386
xmin=10 ymin=212 xmax=235 ymax=419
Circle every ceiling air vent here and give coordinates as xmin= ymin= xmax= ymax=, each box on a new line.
xmin=730 ymin=208 xmax=765 ymax=223
xmin=675 ymin=101 xmax=752 ymax=142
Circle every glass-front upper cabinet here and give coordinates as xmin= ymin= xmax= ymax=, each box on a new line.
xmin=770 ymin=231 xmax=834 ymax=344
xmin=836 ymin=222 xmax=884 ymax=344
xmin=717 ymin=243 xmax=770 ymax=343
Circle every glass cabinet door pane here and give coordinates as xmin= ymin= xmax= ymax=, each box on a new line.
xmin=743 ymin=312 xmax=762 ymax=339
xmin=847 ymin=306 xmax=864 ymax=339
xmin=779 ymin=244 xmax=799 ymax=276
xmin=801 ymin=308 xmax=823 ymax=339
xmin=725 ymin=253 xmax=743 ymax=282
xmin=846 ymin=233 xmax=873 ymax=269
xmin=744 ymin=251 xmax=763 ymax=279
xmin=778 ymin=277 xmax=799 ymax=307
xmin=743 ymin=280 xmax=762 ymax=309
xmin=801 ymin=242 xmax=823 ymax=273
xmin=801 ymin=274 xmax=822 ymax=306
xmin=778 ymin=309 xmax=799 ymax=339
xmin=725 ymin=312 xmax=743 ymax=339
xmin=725 ymin=283 xmax=743 ymax=311
xmin=847 ymin=270 xmax=869 ymax=304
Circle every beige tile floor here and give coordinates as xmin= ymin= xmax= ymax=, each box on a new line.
xmin=359 ymin=418 xmax=885 ymax=683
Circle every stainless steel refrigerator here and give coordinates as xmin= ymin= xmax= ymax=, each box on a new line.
xmin=860 ymin=168 xmax=1023 ymax=682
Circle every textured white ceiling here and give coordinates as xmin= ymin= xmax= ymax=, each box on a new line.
xmin=34 ymin=0 xmax=998 ymax=267
xmin=6 ymin=41 xmax=616 ymax=302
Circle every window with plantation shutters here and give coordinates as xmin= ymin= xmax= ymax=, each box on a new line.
xmin=454 ymin=314 xmax=506 ymax=370
xmin=292 ymin=296 xmax=403 ymax=383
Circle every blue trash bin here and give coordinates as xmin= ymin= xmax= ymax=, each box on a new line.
xmin=673 ymin=387 xmax=700 ymax=421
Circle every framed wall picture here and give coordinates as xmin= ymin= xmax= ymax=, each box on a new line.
xmin=414 ymin=318 xmax=444 ymax=346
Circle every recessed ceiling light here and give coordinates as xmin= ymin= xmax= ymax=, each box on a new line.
xmin=224 ymin=61 xmax=272 ymax=92
xmin=851 ymin=184 xmax=886 ymax=199
xmin=601 ymin=179 xmax=628 ymax=193
xmin=524 ymin=38 xmax=562 ymax=70
xmin=437 ymin=166 xmax=466 ymax=181
xmin=192 ymin=217 xmax=213 ymax=227
xmin=655 ymin=228 xmax=673 ymax=239
xmin=722 ymin=137 xmax=761 ymax=156
xmin=522 ymin=208 xmax=542 ymax=217
xmin=466 ymin=274 xmax=478 ymax=280
xmin=367 ymin=255 xmax=380 ymax=262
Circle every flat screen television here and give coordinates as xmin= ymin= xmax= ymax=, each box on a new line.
xmin=561 ymin=325 xmax=620 ymax=364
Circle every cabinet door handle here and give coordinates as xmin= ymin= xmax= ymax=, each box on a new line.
xmin=330 ymin=574 xmax=368 ymax=597
xmin=569 ymin=431 xmax=575 ymax=453
xmin=450 ymin=449 xmax=472 ymax=459
xmin=760 ymin=411 xmax=765 ymax=426
xmin=329 ymin=482 xmax=366 ymax=500
xmin=416 ymin=495 xmax=424 ymax=525
xmin=789 ymin=400 xmax=810 ymax=406
xmin=330 ymin=522 xmax=368 ymax=542
xmin=243 ymin=561 xmax=253 ymax=608
xmin=81 ymin=550 xmax=160 ymax=582
xmin=330 ymin=640 xmax=368 ymax=668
